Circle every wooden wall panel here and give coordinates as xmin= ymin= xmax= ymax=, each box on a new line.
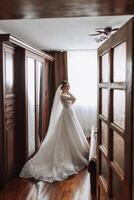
xmin=5 ymin=125 xmax=15 ymax=179
xmin=3 ymin=44 xmax=17 ymax=182
xmin=0 ymin=43 xmax=4 ymax=189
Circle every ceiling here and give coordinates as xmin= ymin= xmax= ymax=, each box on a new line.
xmin=0 ymin=16 xmax=132 ymax=50
xmin=0 ymin=0 xmax=134 ymax=19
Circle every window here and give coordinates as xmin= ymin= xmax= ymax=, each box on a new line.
xmin=67 ymin=50 xmax=97 ymax=137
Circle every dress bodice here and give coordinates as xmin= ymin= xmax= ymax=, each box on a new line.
xmin=60 ymin=93 xmax=76 ymax=108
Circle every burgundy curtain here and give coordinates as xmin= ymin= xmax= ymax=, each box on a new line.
xmin=48 ymin=51 xmax=68 ymax=117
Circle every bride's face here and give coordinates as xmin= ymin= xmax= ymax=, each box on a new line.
xmin=63 ymin=84 xmax=70 ymax=92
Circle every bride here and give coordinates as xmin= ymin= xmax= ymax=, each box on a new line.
xmin=20 ymin=80 xmax=89 ymax=182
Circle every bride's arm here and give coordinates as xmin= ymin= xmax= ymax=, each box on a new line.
xmin=68 ymin=92 xmax=76 ymax=104
xmin=61 ymin=93 xmax=76 ymax=104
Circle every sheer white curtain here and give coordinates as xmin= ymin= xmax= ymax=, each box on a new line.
xmin=67 ymin=50 xmax=97 ymax=137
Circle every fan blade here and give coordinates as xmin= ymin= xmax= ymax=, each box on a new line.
xmin=89 ymin=33 xmax=101 ymax=36
xmin=96 ymin=28 xmax=105 ymax=30
xmin=96 ymin=30 xmax=105 ymax=34
xmin=100 ymin=35 xmax=108 ymax=40
xmin=95 ymin=38 xmax=100 ymax=43
xmin=111 ymin=28 xmax=119 ymax=31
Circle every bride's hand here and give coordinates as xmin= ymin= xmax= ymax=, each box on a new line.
xmin=68 ymin=92 xmax=72 ymax=95
xmin=68 ymin=92 xmax=76 ymax=101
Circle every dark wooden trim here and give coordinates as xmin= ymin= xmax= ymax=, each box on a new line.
xmin=97 ymin=51 xmax=101 ymax=200
xmin=0 ymin=0 xmax=134 ymax=19
xmin=35 ymin=59 xmax=39 ymax=150
xmin=0 ymin=42 xmax=4 ymax=189
xmin=16 ymin=47 xmax=27 ymax=171
xmin=132 ymin=19 xmax=134 ymax=200
xmin=124 ymin=18 xmax=133 ymax=200
xmin=0 ymin=34 xmax=54 ymax=61
xmin=24 ymin=51 xmax=28 ymax=160
xmin=132 ymin=32 xmax=134 ymax=200
xmin=99 ymin=50 xmax=110 ymax=57
xmin=108 ymin=49 xmax=113 ymax=198
xmin=2 ymin=43 xmax=18 ymax=183
xmin=10 ymin=35 xmax=54 ymax=61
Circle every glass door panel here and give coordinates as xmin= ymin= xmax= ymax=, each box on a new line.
xmin=113 ymin=90 xmax=125 ymax=129
xmin=101 ymin=53 xmax=109 ymax=82
xmin=101 ymin=89 xmax=108 ymax=118
xmin=113 ymin=42 xmax=126 ymax=82
xmin=27 ymin=57 xmax=36 ymax=157
xmin=36 ymin=60 xmax=43 ymax=146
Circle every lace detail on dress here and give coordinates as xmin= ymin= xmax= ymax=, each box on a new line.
xmin=20 ymin=162 xmax=87 ymax=182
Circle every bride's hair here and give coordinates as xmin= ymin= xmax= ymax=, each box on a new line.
xmin=60 ymin=80 xmax=69 ymax=90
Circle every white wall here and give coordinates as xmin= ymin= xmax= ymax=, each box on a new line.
xmin=0 ymin=28 xmax=6 ymax=34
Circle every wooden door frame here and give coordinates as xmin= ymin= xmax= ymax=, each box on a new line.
xmin=0 ymin=42 xmax=4 ymax=189
xmin=132 ymin=49 xmax=134 ymax=200
xmin=97 ymin=18 xmax=134 ymax=200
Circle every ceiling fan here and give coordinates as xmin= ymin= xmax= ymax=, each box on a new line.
xmin=89 ymin=26 xmax=119 ymax=42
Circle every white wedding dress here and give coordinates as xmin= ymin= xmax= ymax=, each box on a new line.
xmin=20 ymin=85 xmax=89 ymax=183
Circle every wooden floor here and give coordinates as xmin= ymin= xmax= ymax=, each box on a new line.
xmin=0 ymin=169 xmax=95 ymax=200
